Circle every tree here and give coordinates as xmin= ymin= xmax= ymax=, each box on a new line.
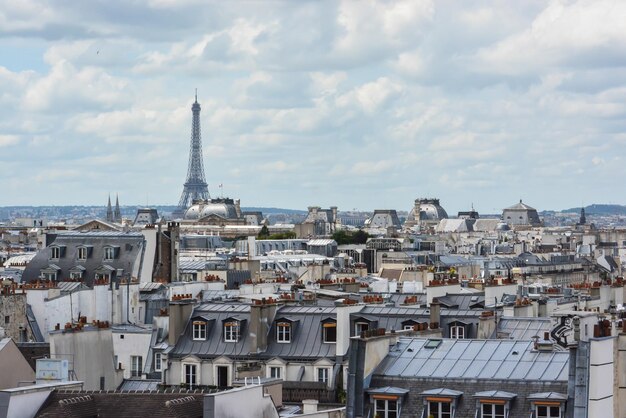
xmin=332 ymin=229 xmax=370 ymax=245
xmin=258 ymin=225 xmax=270 ymax=239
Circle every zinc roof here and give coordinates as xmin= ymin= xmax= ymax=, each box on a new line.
xmin=375 ymin=338 xmax=569 ymax=382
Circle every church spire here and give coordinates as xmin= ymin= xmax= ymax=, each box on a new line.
xmin=579 ymin=206 xmax=586 ymax=225
xmin=106 ymin=195 xmax=113 ymax=223
xmin=114 ymin=194 xmax=122 ymax=223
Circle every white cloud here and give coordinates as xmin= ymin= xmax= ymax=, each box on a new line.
xmin=476 ymin=0 xmax=626 ymax=75
xmin=0 ymin=135 xmax=20 ymax=147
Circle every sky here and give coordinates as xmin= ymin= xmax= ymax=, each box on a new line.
xmin=1 ymin=0 xmax=625 ymax=214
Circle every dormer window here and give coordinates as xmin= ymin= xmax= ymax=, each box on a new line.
xmin=355 ymin=321 xmax=369 ymax=336
xmin=474 ymin=390 xmax=517 ymax=418
xmin=450 ymin=325 xmax=465 ymax=339
xmin=224 ymin=321 xmax=240 ymax=342
xmin=193 ymin=321 xmax=207 ymax=340
xmin=322 ymin=319 xmax=337 ymax=343
xmin=41 ymin=264 xmax=60 ymax=281
xmin=277 ymin=322 xmax=291 ymax=343
xmin=77 ymin=246 xmax=88 ymax=261
xmin=104 ymin=246 xmax=115 ymax=261
xmin=69 ymin=265 xmax=86 ymax=280
xmin=49 ymin=245 xmax=65 ymax=260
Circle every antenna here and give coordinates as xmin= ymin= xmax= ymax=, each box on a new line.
xmin=195 ymin=88 xmax=197 ymax=103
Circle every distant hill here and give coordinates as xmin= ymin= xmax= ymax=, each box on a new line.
xmin=562 ymin=204 xmax=626 ymax=216
xmin=241 ymin=207 xmax=307 ymax=215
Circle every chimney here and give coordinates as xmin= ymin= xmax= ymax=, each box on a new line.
xmin=302 ymin=399 xmax=318 ymax=414
xmin=478 ymin=310 xmax=497 ymax=338
xmin=168 ymin=299 xmax=194 ymax=346
xmin=249 ymin=299 xmax=277 ymax=354
xmin=429 ymin=299 xmax=441 ymax=328
xmin=536 ymin=331 xmax=554 ymax=352
xmin=168 ymin=222 xmax=180 ymax=283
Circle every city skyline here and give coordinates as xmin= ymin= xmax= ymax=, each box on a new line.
xmin=1 ymin=1 xmax=625 ymax=213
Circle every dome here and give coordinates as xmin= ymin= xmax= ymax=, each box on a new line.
xmin=496 ymin=222 xmax=511 ymax=231
xmin=183 ymin=198 xmax=240 ymax=221
xmin=200 ymin=201 xmax=238 ymax=219
xmin=184 ymin=204 xmax=202 ymax=220
xmin=408 ymin=198 xmax=448 ymax=221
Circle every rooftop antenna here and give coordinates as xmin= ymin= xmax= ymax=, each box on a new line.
xmin=195 ymin=88 xmax=197 ymax=103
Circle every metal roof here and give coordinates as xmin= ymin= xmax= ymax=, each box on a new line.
xmin=375 ymin=338 xmax=569 ymax=382
xmin=528 ymin=392 xmax=568 ymax=401
xmin=307 ymin=239 xmax=337 ymax=246
xmin=140 ymin=282 xmax=165 ymax=292
xmin=473 ymin=390 xmax=517 ymax=400
xmin=118 ymin=379 xmax=161 ymax=391
xmin=421 ymin=388 xmax=463 ymax=397
xmin=497 ymin=317 xmax=552 ymax=340
xmin=366 ymin=386 xmax=410 ymax=396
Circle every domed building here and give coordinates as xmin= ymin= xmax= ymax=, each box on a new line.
xmin=404 ymin=198 xmax=448 ymax=230
xmin=183 ymin=198 xmax=245 ymax=226
xmin=501 ymin=200 xmax=541 ymax=227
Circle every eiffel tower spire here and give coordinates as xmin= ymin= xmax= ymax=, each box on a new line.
xmin=177 ymin=93 xmax=210 ymax=210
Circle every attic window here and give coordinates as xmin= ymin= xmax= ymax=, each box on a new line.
xmin=277 ymin=322 xmax=291 ymax=343
xmin=50 ymin=246 xmax=62 ymax=260
xmin=424 ymin=339 xmax=442 ymax=349
xmin=77 ymin=246 xmax=88 ymax=261
xmin=193 ymin=321 xmax=207 ymax=340
xmin=322 ymin=322 xmax=337 ymax=343
xmin=224 ymin=321 xmax=240 ymax=342
xmin=355 ymin=321 xmax=369 ymax=336
xmin=104 ymin=246 xmax=115 ymax=261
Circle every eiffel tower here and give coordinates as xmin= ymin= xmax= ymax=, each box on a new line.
xmin=175 ymin=92 xmax=210 ymax=216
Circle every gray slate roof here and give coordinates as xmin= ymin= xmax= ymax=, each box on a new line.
xmin=374 ymin=338 xmax=569 ymax=382
xmin=22 ymin=231 xmax=145 ymax=286
xmin=169 ymin=304 xmax=338 ymax=361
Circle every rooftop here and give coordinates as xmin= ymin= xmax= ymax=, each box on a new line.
xmin=375 ymin=337 xmax=569 ymax=382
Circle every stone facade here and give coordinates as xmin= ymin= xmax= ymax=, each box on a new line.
xmin=0 ymin=293 xmax=31 ymax=342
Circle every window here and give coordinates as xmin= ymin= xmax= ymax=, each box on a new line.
xmin=130 ymin=355 xmax=142 ymax=377
xmin=183 ymin=363 xmax=197 ymax=388
xmin=42 ymin=271 xmax=57 ymax=281
xmin=481 ymin=403 xmax=505 ymax=418
xmin=193 ymin=321 xmax=207 ymax=340
xmin=269 ymin=366 xmax=281 ymax=379
xmin=77 ymin=247 xmax=87 ymax=261
xmin=154 ymin=353 xmax=162 ymax=372
xmin=536 ymin=405 xmax=561 ymax=418
xmin=403 ymin=324 xmax=416 ymax=331
xmin=4 ymin=315 xmax=9 ymax=324
xmin=224 ymin=321 xmax=240 ymax=342
xmin=317 ymin=367 xmax=329 ymax=384
xmin=450 ymin=325 xmax=465 ymax=339
xmin=277 ymin=322 xmax=291 ymax=343
xmin=428 ymin=400 xmax=452 ymax=418
xmin=50 ymin=246 xmax=60 ymax=260
xmin=355 ymin=322 xmax=369 ymax=336
xmin=104 ymin=246 xmax=115 ymax=261
xmin=323 ymin=322 xmax=337 ymax=343
xmin=375 ymin=399 xmax=398 ymax=418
